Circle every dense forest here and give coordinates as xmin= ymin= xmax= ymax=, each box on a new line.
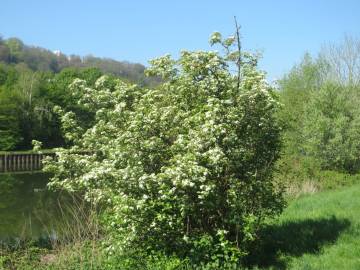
xmin=0 ymin=36 xmax=160 ymax=151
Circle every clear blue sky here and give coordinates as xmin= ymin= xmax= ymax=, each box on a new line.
xmin=1 ymin=0 xmax=359 ymax=80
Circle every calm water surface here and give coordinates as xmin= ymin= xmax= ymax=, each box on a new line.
xmin=0 ymin=172 xmax=72 ymax=244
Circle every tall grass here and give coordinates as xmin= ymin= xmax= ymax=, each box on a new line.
xmin=2 ymin=181 xmax=360 ymax=269
xmin=0 ymin=193 xmax=105 ymax=270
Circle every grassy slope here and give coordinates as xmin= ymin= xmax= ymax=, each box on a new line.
xmin=252 ymin=183 xmax=360 ymax=269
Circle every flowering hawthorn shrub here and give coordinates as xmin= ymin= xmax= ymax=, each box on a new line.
xmin=45 ymin=33 xmax=284 ymax=266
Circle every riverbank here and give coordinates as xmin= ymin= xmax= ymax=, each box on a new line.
xmin=0 ymin=172 xmax=80 ymax=245
xmin=2 ymin=181 xmax=360 ymax=269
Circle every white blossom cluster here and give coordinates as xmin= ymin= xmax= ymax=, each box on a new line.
xmin=44 ymin=36 xmax=283 ymax=258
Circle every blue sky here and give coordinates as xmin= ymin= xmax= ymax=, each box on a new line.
xmin=1 ymin=0 xmax=359 ymax=80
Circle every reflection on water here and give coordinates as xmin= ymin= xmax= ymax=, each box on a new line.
xmin=0 ymin=172 xmax=71 ymax=244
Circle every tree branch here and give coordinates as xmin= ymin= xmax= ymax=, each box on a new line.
xmin=234 ymin=16 xmax=242 ymax=89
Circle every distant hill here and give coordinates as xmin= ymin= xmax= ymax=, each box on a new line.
xmin=0 ymin=36 xmax=160 ymax=86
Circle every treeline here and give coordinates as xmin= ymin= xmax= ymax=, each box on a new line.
xmin=0 ymin=36 xmax=160 ymax=151
xmin=2 ymin=32 xmax=360 ymax=180
xmin=278 ymin=35 xmax=360 ymax=187
xmin=0 ymin=36 xmax=160 ymax=86
xmin=0 ymin=64 xmax=103 ymax=150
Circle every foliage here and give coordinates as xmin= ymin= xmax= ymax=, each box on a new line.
xmin=0 ymin=246 xmax=48 ymax=270
xmin=0 ymin=91 xmax=21 ymax=150
xmin=276 ymin=155 xmax=360 ymax=197
xmin=45 ymin=32 xmax=284 ymax=267
xmin=278 ymin=36 xmax=360 ymax=176
xmin=0 ymin=63 xmax=128 ymax=151
xmin=277 ymin=53 xmax=328 ymax=156
xmin=3 ymin=182 xmax=360 ymax=269
xmin=302 ymin=83 xmax=360 ymax=172
xmin=314 ymin=170 xmax=360 ymax=190
xmin=0 ymin=35 xmax=160 ymax=86
xmin=0 ymin=34 xmax=162 ymax=151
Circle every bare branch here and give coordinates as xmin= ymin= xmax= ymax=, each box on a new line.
xmin=234 ymin=16 xmax=242 ymax=89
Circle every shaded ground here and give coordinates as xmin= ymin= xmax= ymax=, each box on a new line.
xmin=246 ymin=216 xmax=350 ymax=269
xmin=246 ymin=183 xmax=360 ymax=269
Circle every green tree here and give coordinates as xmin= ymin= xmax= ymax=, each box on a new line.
xmin=46 ymin=32 xmax=283 ymax=267
xmin=0 ymin=40 xmax=10 ymax=63
xmin=0 ymin=91 xmax=21 ymax=150
xmin=47 ymin=67 xmax=104 ymax=136
xmin=302 ymin=83 xmax=360 ymax=172
xmin=14 ymin=68 xmax=42 ymax=148
xmin=278 ymin=35 xmax=360 ymax=176
xmin=10 ymin=67 xmax=58 ymax=149
xmin=5 ymin=38 xmax=24 ymax=63
xmin=278 ymin=53 xmax=328 ymax=155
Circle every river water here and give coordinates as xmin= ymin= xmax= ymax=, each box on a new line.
xmin=0 ymin=172 xmax=73 ymax=245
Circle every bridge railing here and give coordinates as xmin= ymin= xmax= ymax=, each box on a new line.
xmin=0 ymin=153 xmax=56 ymax=173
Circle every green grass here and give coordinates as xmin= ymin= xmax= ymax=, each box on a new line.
xmin=2 ymin=181 xmax=360 ymax=269
xmin=247 ymin=183 xmax=360 ymax=269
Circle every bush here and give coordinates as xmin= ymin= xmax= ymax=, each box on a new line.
xmin=276 ymin=154 xmax=360 ymax=197
xmin=45 ymin=32 xmax=284 ymax=266
xmin=315 ymin=170 xmax=360 ymax=190
xmin=302 ymin=83 xmax=360 ymax=173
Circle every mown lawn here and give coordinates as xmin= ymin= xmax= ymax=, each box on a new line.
xmin=247 ymin=183 xmax=360 ymax=269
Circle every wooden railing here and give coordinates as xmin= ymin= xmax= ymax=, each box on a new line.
xmin=0 ymin=153 xmax=56 ymax=173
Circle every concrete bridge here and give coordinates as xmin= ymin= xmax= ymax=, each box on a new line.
xmin=0 ymin=152 xmax=56 ymax=173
